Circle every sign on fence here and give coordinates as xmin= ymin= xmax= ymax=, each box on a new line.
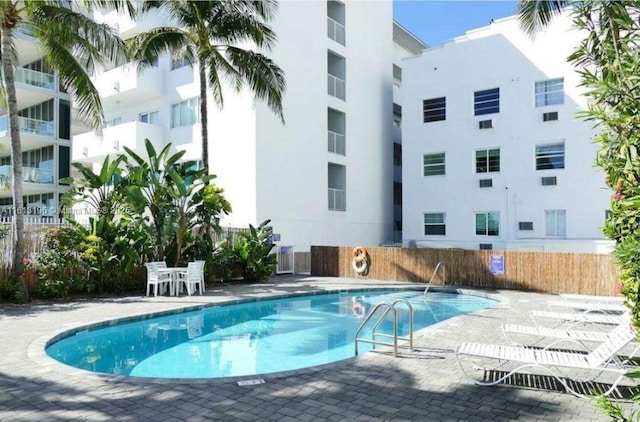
xmin=489 ymin=255 xmax=504 ymax=275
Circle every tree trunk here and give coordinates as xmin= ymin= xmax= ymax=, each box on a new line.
xmin=1 ymin=23 xmax=26 ymax=284
xmin=199 ymin=60 xmax=209 ymax=173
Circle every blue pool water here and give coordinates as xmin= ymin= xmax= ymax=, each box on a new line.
xmin=46 ymin=289 xmax=495 ymax=378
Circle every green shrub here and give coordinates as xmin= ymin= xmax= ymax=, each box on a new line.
xmin=232 ymin=220 xmax=277 ymax=282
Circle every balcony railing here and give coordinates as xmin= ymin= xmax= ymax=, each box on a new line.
xmin=328 ymin=74 xmax=345 ymax=100
xmin=15 ymin=67 xmax=55 ymax=90
xmin=0 ymin=165 xmax=54 ymax=184
xmin=0 ymin=115 xmax=54 ymax=138
xmin=328 ymin=188 xmax=346 ymax=211
xmin=327 ymin=17 xmax=345 ymax=45
xmin=328 ymin=130 xmax=346 ymax=155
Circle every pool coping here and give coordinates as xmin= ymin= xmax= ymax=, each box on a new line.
xmin=27 ymin=284 xmax=508 ymax=385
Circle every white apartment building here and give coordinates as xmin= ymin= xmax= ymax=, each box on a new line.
xmin=402 ymin=12 xmax=613 ymax=253
xmin=0 ymin=29 xmax=72 ymax=221
xmin=73 ymin=2 xmax=425 ymax=262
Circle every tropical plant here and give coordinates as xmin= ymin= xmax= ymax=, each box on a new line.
xmin=517 ymin=0 xmax=640 ymax=414
xmin=123 ymin=140 xmax=186 ymax=261
xmin=0 ymin=0 xmax=127 ymax=287
xmin=128 ymin=0 xmax=286 ymax=172
xmin=233 ymin=219 xmax=276 ymax=282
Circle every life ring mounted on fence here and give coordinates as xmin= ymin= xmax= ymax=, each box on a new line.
xmin=351 ymin=246 xmax=369 ymax=275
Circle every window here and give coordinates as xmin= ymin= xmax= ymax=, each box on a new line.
xmin=423 ymin=97 xmax=446 ymax=122
xmin=536 ymin=142 xmax=564 ymax=170
xmin=474 ymin=88 xmax=499 ymax=116
xmin=535 ymin=78 xmax=564 ymax=107
xmin=476 ymin=148 xmax=500 ymax=173
xmin=104 ymin=117 xmax=122 ymax=128
xmin=423 ymin=153 xmax=445 ymax=176
xmin=543 ymin=111 xmax=558 ymax=122
xmin=139 ymin=111 xmax=159 ymax=125
xmin=393 ymin=143 xmax=402 ymax=166
xmin=545 ymin=210 xmax=566 ymax=237
xmin=424 ymin=213 xmax=445 ymax=235
xmin=476 ymin=212 xmax=499 ymax=236
xmin=171 ymin=98 xmax=199 ymax=128
xmin=394 ymin=182 xmax=402 ymax=205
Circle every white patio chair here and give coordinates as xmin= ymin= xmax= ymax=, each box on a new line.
xmin=145 ymin=262 xmax=171 ymax=296
xmin=456 ymin=322 xmax=637 ymax=398
xmin=560 ymin=293 xmax=623 ymax=303
xmin=176 ymin=262 xmax=204 ymax=296
xmin=194 ymin=260 xmax=206 ymax=291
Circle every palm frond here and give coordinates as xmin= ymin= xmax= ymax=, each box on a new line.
xmin=82 ymin=0 xmax=138 ymax=19
xmin=127 ymin=27 xmax=194 ymax=73
xmin=208 ymin=8 xmax=277 ymax=49
xmin=226 ymin=46 xmax=286 ymax=122
xmin=517 ymin=0 xmax=570 ymax=37
xmin=205 ymin=49 xmax=243 ymax=108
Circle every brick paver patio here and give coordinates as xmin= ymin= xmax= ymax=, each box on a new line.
xmin=0 ymin=275 xmax=631 ymax=421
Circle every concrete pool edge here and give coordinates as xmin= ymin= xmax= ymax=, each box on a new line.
xmin=28 ymin=284 xmax=507 ymax=385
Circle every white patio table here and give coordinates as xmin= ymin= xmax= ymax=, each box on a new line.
xmin=157 ymin=267 xmax=187 ymax=296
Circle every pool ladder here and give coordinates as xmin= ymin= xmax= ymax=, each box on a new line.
xmin=424 ymin=262 xmax=446 ymax=295
xmin=354 ymin=298 xmax=414 ymax=358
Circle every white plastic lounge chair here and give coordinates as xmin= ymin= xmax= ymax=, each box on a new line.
xmin=503 ymin=321 xmax=640 ymax=363
xmin=145 ymin=262 xmax=171 ymax=296
xmin=560 ymin=294 xmax=623 ymax=303
xmin=531 ymin=310 xmax=627 ymax=326
xmin=456 ymin=322 xmax=637 ymax=398
xmin=547 ymin=300 xmax=627 ymax=314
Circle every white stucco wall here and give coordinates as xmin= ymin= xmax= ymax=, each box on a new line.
xmin=402 ymin=12 xmax=612 ymax=253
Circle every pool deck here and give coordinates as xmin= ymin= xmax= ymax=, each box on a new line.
xmin=0 ymin=275 xmax=633 ymax=421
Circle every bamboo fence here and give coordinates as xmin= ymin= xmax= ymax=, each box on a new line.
xmin=311 ymin=246 xmax=620 ymax=296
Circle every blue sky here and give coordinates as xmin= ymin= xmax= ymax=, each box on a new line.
xmin=393 ymin=1 xmax=519 ymax=47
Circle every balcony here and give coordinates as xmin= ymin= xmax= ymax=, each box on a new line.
xmin=93 ymin=64 xmax=164 ymax=107
xmin=15 ymin=68 xmax=55 ymax=91
xmin=0 ymin=115 xmax=55 ymax=150
xmin=73 ymin=121 xmax=166 ymax=163
xmin=328 ymin=74 xmax=345 ymax=100
xmin=327 ymin=17 xmax=345 ymax=46
xmin=0 ymin=165 xmax=54 ymax=185
xmin=327 ymin=130 xmax=345 ymax=155
xmin=328 ymin=188 xmax=346 ymax=211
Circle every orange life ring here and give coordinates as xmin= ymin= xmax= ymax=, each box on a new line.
xmin=351 ymin=246 xmax=368 ymax=274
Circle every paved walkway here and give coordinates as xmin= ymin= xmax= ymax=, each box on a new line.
xmin=0 ymin=275 xmax=632 ymax=421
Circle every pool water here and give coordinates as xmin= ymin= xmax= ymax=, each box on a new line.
xmin=46 ymin=290 xmax=495 ymax=378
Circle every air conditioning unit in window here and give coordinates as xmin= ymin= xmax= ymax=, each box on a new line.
xmin=478 ymin=119 xmax=493 ymax=129
xmin=541 ymin=176 xmax=557 ymax=186
xmin=479 ymin=243 xmax=493 ymax=250
xmin=479 ymin=178 xmax=493 ymax=188
xmin=543 ymin=112 xmax=558 ymax=122
xmin=518 ymin=222 xmax=533 ymax=231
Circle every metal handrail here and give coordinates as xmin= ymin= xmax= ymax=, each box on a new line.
xmin=424 ymin=262 xmax=446 ymax=295
xmin=354 ymin=299 xmax=414 ymax=357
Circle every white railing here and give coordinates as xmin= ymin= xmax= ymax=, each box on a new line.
xmin=327 ymin=74 xmax=346 ymax=100
xmin=15 ymin=67 xmax=55 ymax=90
xmin=328 ymin=188 xmax=346 ymax=211
xmin=327 ymin=17 xmax=345 ymax=45
xmin=327 ymin=130 xmax=346 ymax=155
xmin=0 ymin=115 xmax=54 ymax=138
xmin=0 ymin=165 xmax=54 ymax=184
xmin=0 ymin=216 xmax=66 ymax=224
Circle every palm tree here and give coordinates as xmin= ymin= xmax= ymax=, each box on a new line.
xmin=0 ymin=1 xmax=127 ymax=281
xmin=128 ymin=0 xmax=286 ymax=173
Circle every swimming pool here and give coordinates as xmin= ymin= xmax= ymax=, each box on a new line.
xmin=46 ymin=289 xmax=495 ymax=379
